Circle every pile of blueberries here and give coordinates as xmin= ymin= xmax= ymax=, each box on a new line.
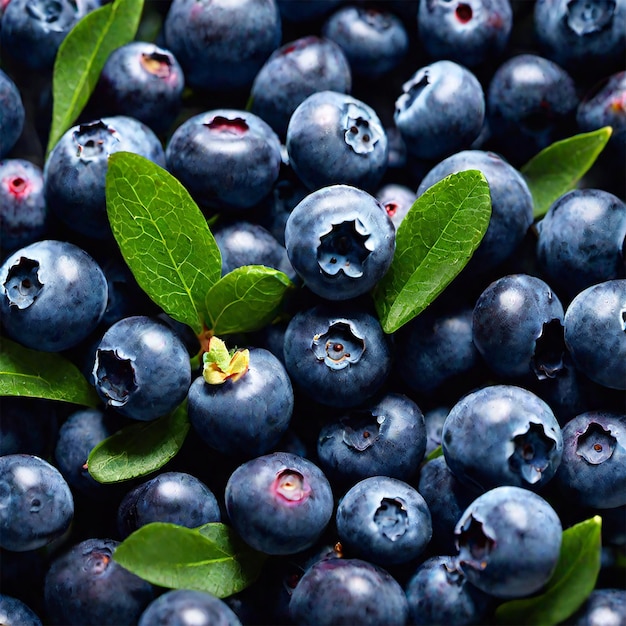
xmin=1 ymin=0 xmax=625 ymax=624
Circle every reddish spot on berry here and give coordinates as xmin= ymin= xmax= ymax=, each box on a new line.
xmin=456 ymin=3 xmax=473 ymax=23
xmin=7 ymin=176 xmax=31 ymax=198
xmin=385 ymin=202 xmax=398 ymax=217
xmin=140 ymin=52 xmax=172 ymax=79
xmin=206 ymin=116 xmax=249 ymax=134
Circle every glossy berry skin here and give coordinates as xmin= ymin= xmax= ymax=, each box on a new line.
xmin=577 ymin=71 xmax=626 ymax=161
xmin=0 ymin=70 xmax=25 ymax=159
xmin=289 ymin=557 xmax=409 ymax=626
xmin=187 ymin=348 xmax=294 ymax=459
xmin=0 ymin=159 xmax=47 ymax=252
xmin=472 ymin=274 xmax=566 ymax=381
xmin=44 ymin=537 xmax=155 ymax=626
xmin=442 ymin=384 xmax=563 ymax=491
xmin=283 ymin=304 xmax=393 ymax=408
xmin=224 ymin=451 xmax=334 ymax=555
xmin=286 ymin=91 xmax=388 ymax=192
xmin=117 ymin=472 xmax=221 ymax=539
xmin=455 ymin=486 xmax=562 ymax=598
xmin=394 ymin=60 xmax=485 ymax=161
xmin=487 ymin=54 xmax=579 ymax=164
xmin=0 ymin=240 xmax=108 ymax=352
xmin=0 ymin=595 xmax=42 ymax=626
xmin=44 ymin=116 xmax=166 ymax=239
xmin=336 ymin=476 xmax=432 ymax=566
xmin=405 ymin=555 xmax=491 ymax=626
xmin=418 ymin=0 xmax=513 ymax=67
xmin=563 ymin=280 xmax=626 ymax=390
xmin=92 ymin=315 xmax=192 ymax=421
xmin=0 ymin=0 xmax=100 ymax=70
xmin=284 ymin=184 xmax=395 ymax=300
xmin=536 ymin=189 xmax=626 ymax=300
xmin=166 ymin=110 xmax=282 ymax=213
xmin=321 ymin=6 xmax=409 ymax=77
xmin=417 ymin=150 xmax=534 ymax=275
xmin=0 ymin=454 xmax=73 ymax=552
xmin=138 ymin=589 xmax=242 ymax=626
xmin=533 ymin=0 xmax=626 ymax=74
xmin=317 ymin=392 xmax=427 ymax=487
xmin=163 ymin=0 xmax=281 ymax=92
xmin=570 ymin=588 xmax=626 ymax=625
xmin=554 ymin=411 xmax=626 ymax=509
xmin=250 ymin=36 xmax=352 ymax=138
xmin=96 ymin=41 xmax=184 ymax=134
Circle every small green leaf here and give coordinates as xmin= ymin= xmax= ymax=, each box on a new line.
xmin=495 ymin=515 xmax=602 ymax=626
xmin=0 ymin=337 xmax=99 ymax=407
xmin=47 ymin=0 xmax=145 ymax=155
xmin=205 ymin=265 xmax=294 ymax=335
xmin=106 ymin=152 xmax=222 ymax=335
xmin=423 ymin=445 xmax=444 ymax=464
xmin=113 ymin=522 xmax=267 ymax=598
xmin=373 ymin=170 xmax=491 ymax=334
xmin=521 ymin=127 xmax=613 ymax=218
xmin=87 ymin=401 xmax=190 ymax=483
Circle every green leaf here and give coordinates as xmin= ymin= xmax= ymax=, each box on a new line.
xmin=205 ymin=265 xmax=294 ymax=335
xmin=0 ymin=337 xmax=99 ymax=407
xmin=495 ymin=515 xmax=602 ymax=626
xmin=423 ymin=445 xmax=444 ymax=464
xmin=87 ymin=401 xmax=190 ymax=483
xmin=106 ymin=152 xmax=222 ymax=335
xmin=113 ymin=522 xmax=267 ymax=598
xmin=46 ymin=0 xmax=145 ymax=156
xmin=521 ymin=127 xmax=613 ymax=219
xmin=373 ymin=170 xmax=491 ymax=334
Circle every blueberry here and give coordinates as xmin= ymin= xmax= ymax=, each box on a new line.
xmin=0 ymin=0 xmax=101 ymax=70
xmin=534 ymin=0 xmax=626 ymax=75
xmin=117 ymin=471 xmax=221 ymax=539
xmin=418 ymin=455 xmax=482 ymax=553
xmin=375 ymin=182 xmax=416 ymax=229
xmin=317 ymin=392 xmax=426 ymax=487
xmin=394 ymin=60 xmax=485 ymax=161
xmin=286 ymin=91 xmax=389 ymax=191
xmin=570 ymin=588 xmax=626 ymax=625
xmin=405 ymin=555 xmax=492 ymax=626
xmin=472 ymin=274 xmax=566 ymax=381
xmin=0 ymin=159 xmax=47 ymax=253
xmin=418 ymin=0 xmax=513 ymax=68
xmin=163 ymin=0 xmax=281 ymax=92
xmin=250 ymin=35 xmax=352 ymax=138
xmin=554 ymin=411 xmax=626 ymax=509
xmin=487 ymin=53 xmax=580 ymax=165
xmin=187 ymin=348 xmax=294 ymax=459
xmin=321 ymin=6 xmax=409 ymax=77
xmin=0 ymin=239 xmax=108 ymax=352
xmin=536 ymin=189 xmax=626 ymax=300
xmin=0 ymin=70 xmax=25 ymax=159
xmin=0 ymin=453 xmax=74 ymax=552
xmin=95 ymin=41 xmax=184 ymax=134
xmin=336 ymin=475 xmax=432 ymax=566
xmin=92 ymin=315 xmax=192 ymax=421
xmin=283 ymin=304 xmax=393 ymax=408
xmin=288 ymin=557 xmax=409 ymax=625
xmin=224 ymin=451 xmax=334 ymax=555
xmin=138 ymin=589 xmax=242 ymax=626
xmin=44 ymin=537 xmax=155 ymax=625
xmin=563 ymin=279 xmax=626 ymax=390
xmin=423 ymin=406 xmax=449 ymax=456
xmin=416 ymin=150 xmax=534 ymax=275
xmin=284 ymin=184 xmax=395 ymax=300
xmin=442 ymin=384 xmax=563 ymax=490
xmin=0 ymin=594 xmax=42 ymax=626
xmin=44 ymin=116 xmax=166 ymax=239
xmin=455 ymin=486 xmax=562 ymax=598
xmin=165 ymin=110 xmax=282 ymax=213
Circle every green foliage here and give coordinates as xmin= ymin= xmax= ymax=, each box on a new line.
xmin=113 ymin=522 xmax=267 ymax=597
xmin=522 ymin=127 xmax=613 ymax=218
xmin=87 ymin=402 xmax=190 ymax=483
xmin=0 ymin=337 xmax=99 ymax=407
xmin=47 ymin=0 xmax=145 ymax=155
xmin=495 ymin=516 xmax=603 ymax=626
xmin=373 ymin=170 xmax=491 ymax=334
